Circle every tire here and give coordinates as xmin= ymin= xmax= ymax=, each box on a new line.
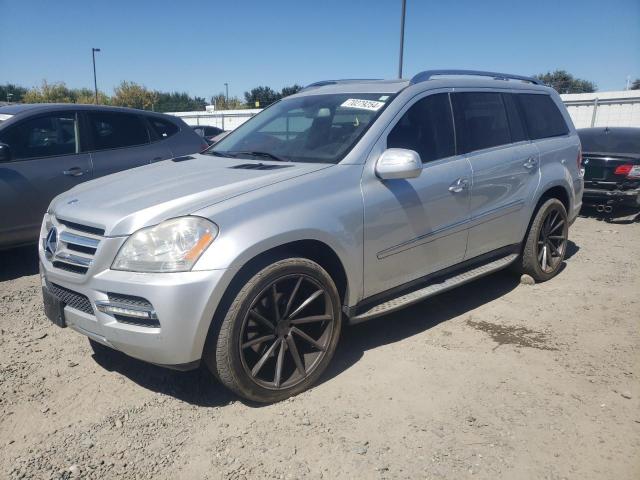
xmin=517 ymin=198 xmax=569 ymax=282
xmin=206 ymin=257 xmax=342 ymax=403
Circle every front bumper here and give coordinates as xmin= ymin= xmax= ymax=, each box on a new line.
xmin=582 ymin=187 xmax=640 ymax=207
xmin=39 ymin=240 xmax=234 ymax=368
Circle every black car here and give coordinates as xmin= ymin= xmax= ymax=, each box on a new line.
xmin=191 ymin=125 xmax=224 ymax=143
xmin=578 ymin=127 xmax=640 ymax=213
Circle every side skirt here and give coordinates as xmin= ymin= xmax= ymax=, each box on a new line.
xmin=347 ymin=245 xmax=520 ymax=325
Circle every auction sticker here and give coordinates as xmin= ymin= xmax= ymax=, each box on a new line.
xmin=340 ymin=98 xmax=386 ymax=111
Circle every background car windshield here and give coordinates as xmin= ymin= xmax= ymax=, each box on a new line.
xmin=578 ymin=129 xmax=640 ymax=154
xmin=210 ymin=93 xmax=392 ymax=163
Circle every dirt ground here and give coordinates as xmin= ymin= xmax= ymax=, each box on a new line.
xmin=1 ymin=214 xmax=639 ymax=480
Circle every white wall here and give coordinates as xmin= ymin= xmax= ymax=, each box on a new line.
xmin=167 ymin=109 xmax=261 ymax=131
xmin=560 ymin=90 xmax=640 ymax=129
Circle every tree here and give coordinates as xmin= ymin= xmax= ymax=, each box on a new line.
xmin=111 ymin=81 xmax=158 ymax=110
xmin=534 ymin=70 xmax=596 ymax=94
xmin=210 ymin=93 xmax=245 ymax=110
xmin=244 ymin=86 xmax=280 ymax=107
xmin=154 ymin=91 xmax=206 ymax=112
xmin=631 ymin=78 xmax=640 ymax=90
xmin=280 ymin=84 xmax=303 ymax=98
xmin=0 ymin=84 xmax=28 ymax=103
xmin=74 ymin=88 xmax=110 ymax=105
xmin=22 ymin=81 xmax=76 ymax=103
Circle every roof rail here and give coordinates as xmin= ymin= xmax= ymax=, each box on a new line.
xmin=303 ymin=79 xmax=383 ymax=90
xmin=410 ymin=70 xmax=542 ymax=86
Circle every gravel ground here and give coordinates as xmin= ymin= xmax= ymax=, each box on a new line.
xmin=1 ymin=214 xmax=639 ymax=480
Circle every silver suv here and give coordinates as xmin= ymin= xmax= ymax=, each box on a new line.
xmin=39 ymin=70 xmax=583 ymax=402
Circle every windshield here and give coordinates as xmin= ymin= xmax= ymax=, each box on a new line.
xmin=207 ymin=93 xmax=393 ymax=164
xmin=578 ymin=128 xmax=640 ymax=155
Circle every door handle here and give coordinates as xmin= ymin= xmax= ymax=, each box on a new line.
xmin=63 ymin=167 xmax=84 ymax=177
xmin=523 ymin=157 xmax=538 ymax=169
xmin=448 ymin=177 xmax=469 ymax=193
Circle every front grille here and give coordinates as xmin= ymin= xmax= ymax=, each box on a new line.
xmin=48 ymin=218 xmax=103 ymax=275
xmin=107 ymin=293 xmax=153 ymax=309
xmin=47 ymin=282 xmax=94 ymax=315
xmin=57 ymin=219 xmax=105 ymax=236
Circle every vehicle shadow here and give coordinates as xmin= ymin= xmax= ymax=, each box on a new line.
xmin=92 ymin=268 xmax=522 ymax=407
xmin=0 ymin=244 xmax=39 ymax=282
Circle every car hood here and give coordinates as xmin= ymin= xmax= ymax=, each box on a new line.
xmin=50 ymin=154 xmax=332 ymax=236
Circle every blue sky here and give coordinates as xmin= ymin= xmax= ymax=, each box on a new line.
xmin=1 ymin=0 xmax=639 ymax=99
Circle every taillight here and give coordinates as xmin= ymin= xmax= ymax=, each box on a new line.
xmin=614 ymin=164 xmax=640 ymax=179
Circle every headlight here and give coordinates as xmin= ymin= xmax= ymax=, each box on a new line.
xmin=112 ymin=217 xmax=217 ymax=273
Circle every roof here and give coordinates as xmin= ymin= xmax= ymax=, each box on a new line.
xmin=0 ymin=103 xmax=171 ymax=118
xmin=295 ymin=70 xmax=549 ymax=97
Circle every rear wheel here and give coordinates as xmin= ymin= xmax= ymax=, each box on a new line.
xmin=519 ymin=198 xmax=569 ymax=282
xmin=207 ymin=258 xmax=342 ymax=403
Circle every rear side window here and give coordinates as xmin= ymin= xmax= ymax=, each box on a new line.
xmin=0 ymin=113 xmax=78 ymax=160
xmin=387 ymin=93 xmax=455 ymax=163
xmin=149 ymin=117 xmax=179 ymax=139
xmin=452 ymin=92 xmax=511 ymax=154
xmin=87 ymin=112 xmax=149 ymax=151
xmin=517 ymin=94 xmax=569 ymax=140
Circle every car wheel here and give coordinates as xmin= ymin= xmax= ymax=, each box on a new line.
xmin=208 ymin=258 xmax=342 ymax=403
xmin=519 ymin=198 xmax=569 ymax=282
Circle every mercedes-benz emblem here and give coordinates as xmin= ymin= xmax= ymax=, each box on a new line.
xmin=44 ymin=227 xmax=58 ymax=260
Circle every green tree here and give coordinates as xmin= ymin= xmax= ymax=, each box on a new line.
xmin=631 ymin=78 xmax=640 ymax=90
xmin=534 ymin=70 xmax=596 ymax=94
xmin=244 ymin=86 xmax=280 ymax=107
xmin=154 ymin=91 xmax=206 ymax=112
xmin=210 ymin=92 xmax=245 ymax=110
xmin=0 ymin=84 xmax=28 ymax=103
xmin=280 ymin=84 xmax=303 ymax=98
xmin=22 ymin=81 xmax=76 ymax=103
xmin=74 ymin=88 xmax=110 ymax=105
xmin=111 ymin=81 xmax=158 ymax=110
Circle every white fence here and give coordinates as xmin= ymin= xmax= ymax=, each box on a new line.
xmin=560 ymin=90 xmax=640 ymax=129
xmin=169 ymin=90 xmax=640 ymax=131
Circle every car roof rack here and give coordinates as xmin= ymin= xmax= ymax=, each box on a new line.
xmin=410 ymin=69 xmax=542 ymax=85
xmin=303 ymin=79 xmax=383 ymax=89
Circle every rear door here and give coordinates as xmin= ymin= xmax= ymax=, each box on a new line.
xmin=84 ymin=111 xmax=159 ymax=177
xmin=452 ymin=91 xmax=540 ymax=259
xmin=0 ymin=111 xmax=92 ymax=246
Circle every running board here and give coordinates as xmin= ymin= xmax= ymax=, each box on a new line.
xmin=349 ymin=254 xmax=519 ymax=324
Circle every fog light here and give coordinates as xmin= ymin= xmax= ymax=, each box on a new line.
xmin=95 ymin=301 xmax=157 ymax=320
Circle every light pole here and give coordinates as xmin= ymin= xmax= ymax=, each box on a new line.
xmin=92 ymin=48 xmax=101 ymax=104
xmin=224 ymin=83 xmax=229 ymax=106
xmin=398 ymin=0 xmax=406 ymax=79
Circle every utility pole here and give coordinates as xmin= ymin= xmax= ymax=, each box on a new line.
xmin=92 ymin=48 xmax=101 ymax=104
xmin=398 ymin=0 xmax=406 ymax=79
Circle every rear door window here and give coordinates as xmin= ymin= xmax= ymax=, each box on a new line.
xmin=0 ymin=113 xmax=78 ymax=160
xmin=149 ymin=117 xmax=179 ymax=139
xmin=517 ymin=94 xmax=569 ymax=140
xmin=502 ymin=93 xmax=527 ymax=143
xmin=387 ymin=93 xmax=455 ymax=163
xmin=451 ymin=92 xmax=511 ymax=154
xmin=87 ymin=112 xmax=150 ymax=151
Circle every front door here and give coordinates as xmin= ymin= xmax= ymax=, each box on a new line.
xmin=0 ymin=111 xmax=91 ymax=246
xmin=361 ymin=92 xmax=472 ymax=298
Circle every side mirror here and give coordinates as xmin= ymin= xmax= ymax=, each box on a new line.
xmin=0 ymin=143 xmax=11 ymax=163
xmin=375 ymin=148 xmax=422 ymax=180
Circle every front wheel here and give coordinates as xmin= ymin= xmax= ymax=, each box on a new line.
xmin=518 ymin=198 xmax=569 ymax=282
xmin=207 ymin=258 xmax=342 ymax=403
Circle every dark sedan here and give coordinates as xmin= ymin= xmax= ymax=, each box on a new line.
xmin=578 ymin=127 xmax=640 ymax=213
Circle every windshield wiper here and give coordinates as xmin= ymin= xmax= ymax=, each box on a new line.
xmin=228 ymin=151 xmax=290 ymax=162
xmin=207 ymin=150 xmax=235 ymax=158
